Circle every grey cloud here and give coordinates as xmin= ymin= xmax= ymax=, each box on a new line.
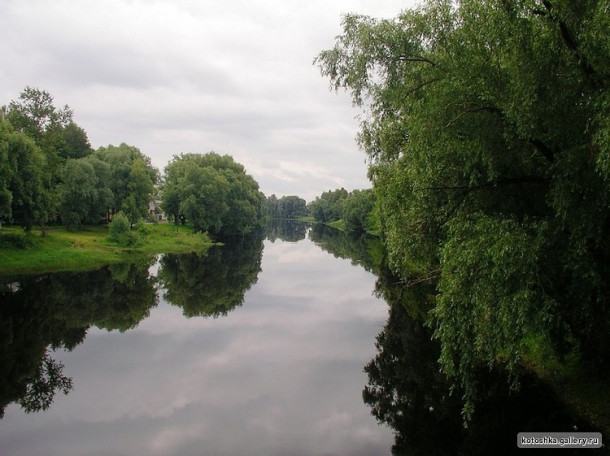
xmin=0 ymin=0 xmax=418 ymax=199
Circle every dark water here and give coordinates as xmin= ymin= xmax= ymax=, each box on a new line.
xmin=0 ymin=222 xmax=607 ymax=455
xmin=0 ymin=225 xmax=393 ymax=455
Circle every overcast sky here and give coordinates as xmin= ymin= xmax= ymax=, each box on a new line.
xmin=0 ymin=0 xmax=420 ymax=201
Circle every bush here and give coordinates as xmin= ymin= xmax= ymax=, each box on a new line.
xmin=107 ymin=212 xmax=138 ymax=247
xmin=134 ymin=220 xmax=150 ymax=235
xmin=0 ymin=231 xmax=37 ymax=249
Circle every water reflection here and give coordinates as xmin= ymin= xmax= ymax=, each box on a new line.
xmin=364 ymin=263 xmax=607 ymax=455
xmin=0 ymin=258 xmax=158 ymax=418
xmin=309 ymin=223 xmax=382 ymax=274
xmin=0 ymin=228 xmax=392 ymax=456
xmin=159 ymin=231 xmax=264 ymax=317
xmin=265 ymin=218 xmax=308 ymax=242
xmin=2 ymin=223 xmax=605 ymax=455
xmin=306 ymin=225 xmax=607 ymax=455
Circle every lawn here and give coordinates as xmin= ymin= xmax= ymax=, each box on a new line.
xmin=0 ymin=223 xmax=213 ymax=275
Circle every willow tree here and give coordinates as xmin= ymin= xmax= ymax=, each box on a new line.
xmin=162 ymin=152 xmax=265 ymax=236
xmin=3 ymin=87 xmax=93 ymax=223
xmin=94 ymin=143 xmax=157 ymax=223
xmin=317 ymin=0 xmax=610 ymax=416
xmin=0 ymin=118 xmax=47 ymax=230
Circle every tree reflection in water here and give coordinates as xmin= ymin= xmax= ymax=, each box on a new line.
xmin=364 ymin=264 xmax=605 ymax=455
xmin=158 ymin=230 xmax=264 ymax=318
xmin=0 ymin=258 xmax=158 ymax=417
xmin=0 ymin=231 xmax=265 ymax=418
xmin=306 ymin=225 xmax=606 ymax=455
xmin=265 ymin=219 xmax=309 ymax=243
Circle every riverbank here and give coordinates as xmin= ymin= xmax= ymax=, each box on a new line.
xmin=0 ymin=224 xmax=213 ymax=275
xmin=296 ymin=216 xmax=380 ymax=237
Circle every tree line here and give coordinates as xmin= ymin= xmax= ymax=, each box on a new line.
xmin=0 ymin=87 xmax=265 ymax=237
xmin=307 ymin=188 xmax=377 ymax=235
xmin=316 ymin=0 xmax=610 ymax=418
xmin=265 ymin=188 xmax=378 ymax=236
xmin=1 ymin=87 xmax=377 ymax=240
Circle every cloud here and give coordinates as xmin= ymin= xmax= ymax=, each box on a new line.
xmin=0 ymin=0 xmax=420 ymax=200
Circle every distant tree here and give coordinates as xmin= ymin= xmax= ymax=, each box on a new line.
xmin=60 ymin=159 xmax=98 ymax=230
xmin=3 ymin=87 xmax=72 ymax=142
xmin=0 ymin=118 xmax=47 ymax=230
xmin=59 ymin=156 xmax=114 ymax=229
xmin=0 ymin=120 xmax=15 ymax=223
xmin=179 ymin=166 xmax=229 ymax=233
xmin=265 ymin=194 xmax=307 ymax=219
xmin=162 ymin=152 xmax=265 ymax=236
xmin=308 ymin=188 xmax=348 ymax=222
xmin=266 ymin=194 xmax=280 ymax=218
xmin=3 ymin=87 xmax=93 ymax=223
xmin=94 ymin=143 xmax=157 ymax=222
xmin=58 ymin=122 xmax=92 ymax=160
xmin=278 ymin=195 xmax=307 ymax=218
xmin=1 ymin=89 xmax=159 ymax=230
xmin=124 ymin=159 xmax=154 ymax=226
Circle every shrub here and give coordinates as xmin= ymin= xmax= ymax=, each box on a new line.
xmin=0 ymin=231 xmax=37 ymax=249
xmin=107 ymin=211 xmax=137 ymax=247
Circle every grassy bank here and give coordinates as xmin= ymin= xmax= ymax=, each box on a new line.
xmin=0 ymin=223 xmax=213 ymax=275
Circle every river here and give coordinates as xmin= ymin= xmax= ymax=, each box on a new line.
xmin=0 ymin=222 xmax=606 ymax=455
xmin=0 ymin=224 xmax=393 ymax=455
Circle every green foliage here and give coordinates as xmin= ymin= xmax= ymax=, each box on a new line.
xmin=307 ymin=187 xmax=379 ymax=235
xmin=0 ymin=117 xmax=47 ymax=230
xmin=308 ymin=188 xmax=348 ymax=222
xmin=58 ymin=122 xmax=92 ymax=160
xmin=342 ymin=188 xmax=375 ymax=234
xmin=0 ymin=231 xmax=37 ymax=249
xmin=0 ymin=113 xmax=157 ymax=230
xmin=60 ymin=159 xmax=101 ymax=230
xmin=2 ymin=87 xmax=95 ymax=225
xmin=266 ymin=194 xmax=308 ymax=218
xmin=317 ymin=0 xmax=610 ymax=418
xmin=162 ymin=152 xmax=265 ymax=236
xmin=94 ymin=143 xmax=157 ymax=224
xmin=107 ymin=211 xmax=137 ymax=247
xmin=365 ymin=265 xmax=603 ymax=452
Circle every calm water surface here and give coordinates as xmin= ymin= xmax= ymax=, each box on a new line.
xmin=0 ymin=232 xmax=394 ymax=455
xmin=2 ymin=224 xmax=607 ymax=455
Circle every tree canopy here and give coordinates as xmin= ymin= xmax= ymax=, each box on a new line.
xmin=0 ymin=118 xmax=47 ymax=230
xmin=266 ymin=194 xmax=308 ymax=219
xmin=0 ymin=89 xmax=158 ymax=231
xmin=162 ymin=152 xmax=265 ymax=236
xmin=307 ymin=188 xmax=348 ymax=222
xmin=317 ymin=0 xmax=610 ymax=416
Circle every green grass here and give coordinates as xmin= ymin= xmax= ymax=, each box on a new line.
xmin=296 ymin=216 xmax=315 ymax=223
xmin=0 ymin=224 xmax=214 ymax=275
